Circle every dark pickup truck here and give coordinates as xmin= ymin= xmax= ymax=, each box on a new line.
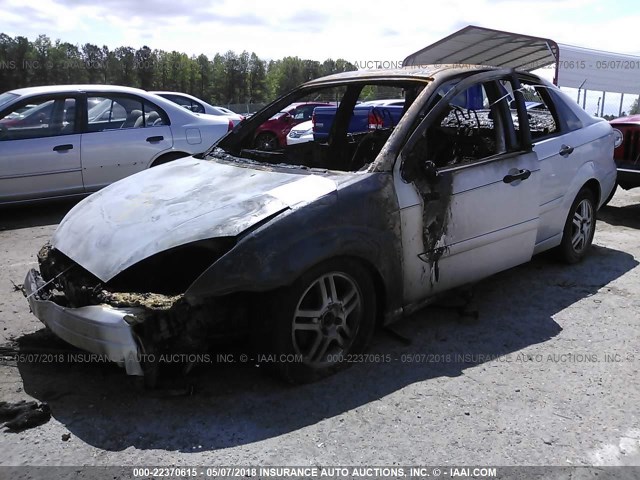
xmin=312 ymin=104 xmax=404 ymax=142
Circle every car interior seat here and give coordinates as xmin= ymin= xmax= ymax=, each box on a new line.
xmin=123 ymin=109 xmax=142 ymax=128
xmin=134 ymin=111 xmax=160 ymax=128
xmin=60 ymin=106 xmax=76 ymax=134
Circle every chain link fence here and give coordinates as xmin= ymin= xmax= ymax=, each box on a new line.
xmin=224 ymin=103 xmax=267 ymax=115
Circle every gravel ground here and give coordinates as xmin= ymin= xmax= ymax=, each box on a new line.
xmin=0 ymin=188 xmax=639 ymax=470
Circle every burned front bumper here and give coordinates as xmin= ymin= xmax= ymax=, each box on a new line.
xmin=24 ymin=269 xmax=144 ymax=376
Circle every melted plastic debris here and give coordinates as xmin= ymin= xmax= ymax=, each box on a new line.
xmin=98 ymin=291 xmax=183 ymax=311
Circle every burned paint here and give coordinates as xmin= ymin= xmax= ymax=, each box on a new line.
xmin=185 ymin=171 xmax=404 ymax=319
xmin=400 ymin=128 xmax=455 ymax=286
xmin=52 ymin=157 xmax=336 ymax=283
xmin=414 ymin=172 xmax=454 ymax=285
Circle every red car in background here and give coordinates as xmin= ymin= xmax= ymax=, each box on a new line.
xmin=608 ymin=115 xmax=640 ymax=201
xmin=253 ymin=102 xmax=332 ymax=150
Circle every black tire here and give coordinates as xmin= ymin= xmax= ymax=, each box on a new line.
xmin=602 ymin=182 xmax=617 ymax=206
xmin=557 ymin=188 xmax=596 ymax=264
xmin=254 ymin=132 xmax=278 ymax=151
xmin=270 ymin=258 xmax=376 ymax=383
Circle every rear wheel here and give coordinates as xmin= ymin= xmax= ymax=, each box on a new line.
xmin=270 ymin=258 xmax=376 ymax=383
xmin=557 ymin=188 xmax=596 ymax=264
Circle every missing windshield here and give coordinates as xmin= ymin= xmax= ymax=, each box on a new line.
xmin=213 ymin=81 xmax=424 ymax=172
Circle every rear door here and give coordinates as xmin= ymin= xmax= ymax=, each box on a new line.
xmin=0 ymin=94 xmax=83 ymax=203
xmin=503 ymin=77 xmax=585 ymax=248
xmin=80 ymin=93 xmax=173 ymax=191
xmin=395 ymin=72 xmax=541 ymax=303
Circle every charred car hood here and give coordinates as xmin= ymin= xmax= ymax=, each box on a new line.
xmin=53 ymin=157 xmax=337 ymax=282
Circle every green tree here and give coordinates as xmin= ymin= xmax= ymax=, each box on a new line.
xmin=222 ymin=50 xmax=240 ymax=104
xmin=32 ymin=34 xmax=52 ymax=85
xmin=135 ymin=46 xmax=155 ymax=90
xmin=113 ymin=46 xmax=136 ymax=86
xmin=82 ymin=43 xmax=104 ymax=83
xmin=210 ymin=53 xmax=226 ymax=103
xmin=196 ymin=53 xmax=212 ymax=99
xmin=0 ymin=32 xmax=363 ymax=108
xmin=247 ymin=52 xmax=266 ymax=103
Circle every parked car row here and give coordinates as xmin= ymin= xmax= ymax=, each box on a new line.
xmin=22 ymin=65 xmax=617 ymax=386
xmin=253 ymin=102 xmax=333 ymax=150
xmin=285 ymin=102 xmax=405 ymax=146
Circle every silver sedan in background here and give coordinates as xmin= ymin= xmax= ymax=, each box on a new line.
xmin=150 ymin=91 xmax=245 ymax=126
xmin=0 ymin=85 xmax=232 ymax=205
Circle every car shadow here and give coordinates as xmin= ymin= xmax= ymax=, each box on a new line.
xmin=14 ymin=245 xmax=638 ymax=452
xmin=0 ymin=199 xmax=81 ymax=231
xmin=598 ymin=202 xmax=640 ymax=230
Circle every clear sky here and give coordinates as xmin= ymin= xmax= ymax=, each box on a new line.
xmin=2 ymin=0 xmax=640 ymax=114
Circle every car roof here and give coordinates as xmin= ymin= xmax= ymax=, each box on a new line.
xmin=150 ymin=90 xmax=198 ymax=99
xmin=304 ymin=64 xmax=500 ymax=85
xmin=8 ymin=84 xmax=149 ymax=96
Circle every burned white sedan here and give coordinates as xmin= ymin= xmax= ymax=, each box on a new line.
xmin=24 ymin=65 xmax=617 ymax=384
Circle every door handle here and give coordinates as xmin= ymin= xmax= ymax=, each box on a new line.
xmin=146 ymin=136 xmax=164 ymax=143
xmin=503 ymin=169 xmax=531 ymax=183
xmin=53 ymin=144 xmax=73 ymax=152
xmin=559 ymin=144 xmax=574 ymax=156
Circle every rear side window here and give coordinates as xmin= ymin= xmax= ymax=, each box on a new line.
xmin=87 ymin=95 xmax=169 ymax=132
xmin=517 ymin=81 xmax=559 ymax=140
xmin=164 ymin=94 xmax=204 ymax=114
xmin=190 ymin=101 xmax=205 ymax=114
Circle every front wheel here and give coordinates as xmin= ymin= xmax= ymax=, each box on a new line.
xmin=254 ymin=132 xmax=278 ymax=151
xmin=557 ymin=188 xmax=596 ymax=264
xmin=270 ymin=258 xmax=376 ymax=383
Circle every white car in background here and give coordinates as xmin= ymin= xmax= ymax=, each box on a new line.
xmin=286 ymin=120 xmax=314 ymax=145
xmin=151 ymin=91 xmax=245 ymax=126
xmin=0 ymin=85 xmax=231 ymax=205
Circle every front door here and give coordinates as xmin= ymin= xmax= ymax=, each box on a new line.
xmin=0 ymin=95 xmax=83 ymax=203
xmin=395 ymin=74 xmax=541 ymax=304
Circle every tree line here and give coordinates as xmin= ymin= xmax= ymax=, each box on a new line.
xmin=0 ymin=33 xmax=358 ymax=107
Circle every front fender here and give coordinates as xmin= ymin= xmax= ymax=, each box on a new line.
xmin=186 ymin=223 xmax=397 ymax=296
xmin=184 ymin=173 xmax=404 ymax=317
